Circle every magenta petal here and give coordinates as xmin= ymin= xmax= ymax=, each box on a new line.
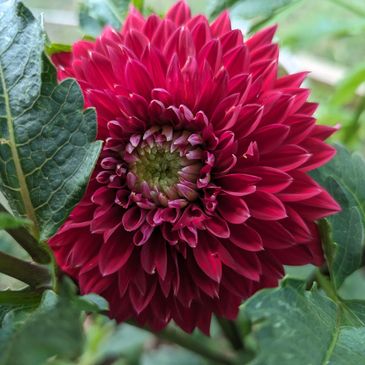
xmin=99 ymin=236 xmax=134 ymax=276
xmin=229 ymin=224 xmax=263 ymax=251
xmin=245 ymin=191 xmax=287 ymax=220
xmin=215 ymin=173 xmax=261 ymax=196
xmin=122 ymin=206 xmax=146 ymax=231
xmin=205 ymin=216 xmax=230 ymax=238
xmin=217 ymin=194 xmax=250 ymax=224
xmin=193 ymin=239 xmax=222 ymax=282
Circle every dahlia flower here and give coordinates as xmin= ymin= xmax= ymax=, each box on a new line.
xmin=50 ymin=1 xmax=340 ymax=334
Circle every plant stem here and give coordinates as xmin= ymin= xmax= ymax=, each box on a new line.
xmin=216 ymin=317 xmax=245 ymax=351
xmin=156 ymin=327 xmax=236 ymax=364
xmin=0 ymin=251 xmax=51 ymax=289
xmin=315 ymin=270 xmax=339 ymax=303
xmin=0 ymin=204 xmax=50 ymax=264
xmin=129 ymin=321 xmax=236 ymax=365
xmin=342 ymin=95 xmax=365 ymax=145
xmin=306 ymin=264 xmax=329 ymax=290
xmin=330 ymin=0 xmax=365 ymax=17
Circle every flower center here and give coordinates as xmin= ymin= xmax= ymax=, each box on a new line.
xmin=131 ymin=144 xmax=182 ymax=193
xmin=123 ymin=126 xmax=204 ymax=206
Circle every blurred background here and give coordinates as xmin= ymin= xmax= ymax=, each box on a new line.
xmin=2 ymin=0 xmax=365 ymax=364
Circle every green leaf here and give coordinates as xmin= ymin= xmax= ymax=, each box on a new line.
xmin=0 ymin=290 xmax=84 ymax=365
xmin=79 ymin=0 xmax=129 ymax=37
xmin=132 ymin=0 xmax=144 ymax=12
xmin=311 ymin=144 xmax=365 ymax=288
xmin=0 ymin=212 xmax=29 ymax=230
xmin=141 ymin=346 xmax=207 ymax=365
xmin=98 ymin=323 xmax=152 ymax=359
xmin=242 ymin=279 xmax=365 ymax=365
xmin=45 ymin=43 xmax=72 ymax=56
xmin=330 ymin=63 xmax=365 ymax=106
xmin=77 ymin=318 xmax=152 ymax=365
xmin=209 ymin=0 xmax=299 ymax=19
xmin=0 ymin=289 xmax=41 ymax=323
xmin=0 ymin=1 xmax=102 ymax=240
xmin=73 ymin=293 xmax=109 ymax=313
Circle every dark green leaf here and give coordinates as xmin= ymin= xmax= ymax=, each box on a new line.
xmin=0 ymin=290 xmax=84 ymax=365
xmin=0 ymin=289 xmax=41 ymax=323
xmin=209 ymin=0 xmax=299 ymax=19
xmin=0 ymin=1 xmax=102 ymax=240
xmin=311 ymin=144 xmax=365 ymax=287
xmin=79 ymin=0 xmax=129 ymax=37
xmin=242 ymin=279 xmax=365 ymax=365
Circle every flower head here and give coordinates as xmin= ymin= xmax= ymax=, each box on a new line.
xmin=50 ymin=1 xmax=340 ymax=334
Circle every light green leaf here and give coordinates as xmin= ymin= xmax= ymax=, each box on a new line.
xmin=74 ymin=293 xmax=109 ymax=313
xmin=141 ymin=346 xmax=207 ymax=365
xmin=0 ymin=290 xmax=84 ymax=365
xmin=0 ymin=212 xmax=29 ymax=230
xmin=0 ymin=1 xmax=102 ymax=240
xmin=209 ymin=0 xmax=299 ymax=19
xmin=45 ymin=43 xmax=72 ymax=56
xmin=132 ymin=0 xmax=144 ymax=12
xmin=98 ymin=323 xmax=152 ymax=359
xmin=79 ymin=0 xmax=130 ymax=37
xmin=330 ymin=63 xmax=365 ymax=106
xmin=311 ymin=144 xmax=365 ymax=288
xmin=242 ymin=279 xmax=365 ymax=365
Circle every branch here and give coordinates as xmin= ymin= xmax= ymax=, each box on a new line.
xmin=216 ymin=317 xmax=245 ymax=351
xmin=0 ymin=203 xmax=50 ymax=264
xmin=129 ymin=322 xmax=236 ymax=365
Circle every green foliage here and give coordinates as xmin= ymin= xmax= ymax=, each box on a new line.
xmin=311 ymin=144 xmax=365 ymax=288
xmin=0 ymin=0 xmax=102 ymax=240
xmin=330 ymin=63 xmax=365 ymax=106
xmin=79 ymin=0 xmax=130 ymax=37
xmin=0 ymin=289 xmax=41 ymax=323
xmin=0 ymin=213 xmax=29 ymax=230
xmin=242 ymin=278 xmax=365 ymax=365
xmin=132 ymin=0 xmax=144 ymax=12
xmin=141 ymin=346 xmax=207 ymax=365
xmin=0 ymin=1 xmax=364 ymax=365
xmin=73 ymin=293 xmax=109 ymax=313
xmin=45 ymin=43 xmax=72 ymax=56
xmin=0 ymin=291 xmax=84 ymax=365
xmin=209 ymin=0 xmax=300 ymax=19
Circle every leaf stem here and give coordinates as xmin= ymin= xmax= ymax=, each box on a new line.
xmin=129 ymin=322 xmax=236 ymax=364
xmin=315 ymin=270 xmax=339 ymax=303
xmin=0 ymin=63 xmax=39 ymax=237
xmin=0 ymin=251 xmax=51 ymax=289
xmin=156 ymin=327 xmax=236 ymax=364
xmin=0 ymin=204 xmax=50 ymax=264
xmin=216 ymin=317 xmax=245 ymax=351
xmin=342 ymin=95 xmax=365 ymax=145
xmin=0 ymin=288 xmax=42 ymax=305
xmin=330 ymin=0 xmax=365 ymax=17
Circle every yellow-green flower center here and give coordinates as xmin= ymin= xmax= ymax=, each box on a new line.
xmin=131 ymin=144 xmax=182 ymax=192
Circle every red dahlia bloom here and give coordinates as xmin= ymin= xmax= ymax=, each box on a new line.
xmin=50 ymin=1 xmax=340 ymax=334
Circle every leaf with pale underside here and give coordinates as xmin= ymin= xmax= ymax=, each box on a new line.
xmin=0 ymin=1 xmax=102 ymax=240
xmin=242 ymin=279 xmax=365 ymax=365
xmin=311 ymin=144 xmax=365 ymax=288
